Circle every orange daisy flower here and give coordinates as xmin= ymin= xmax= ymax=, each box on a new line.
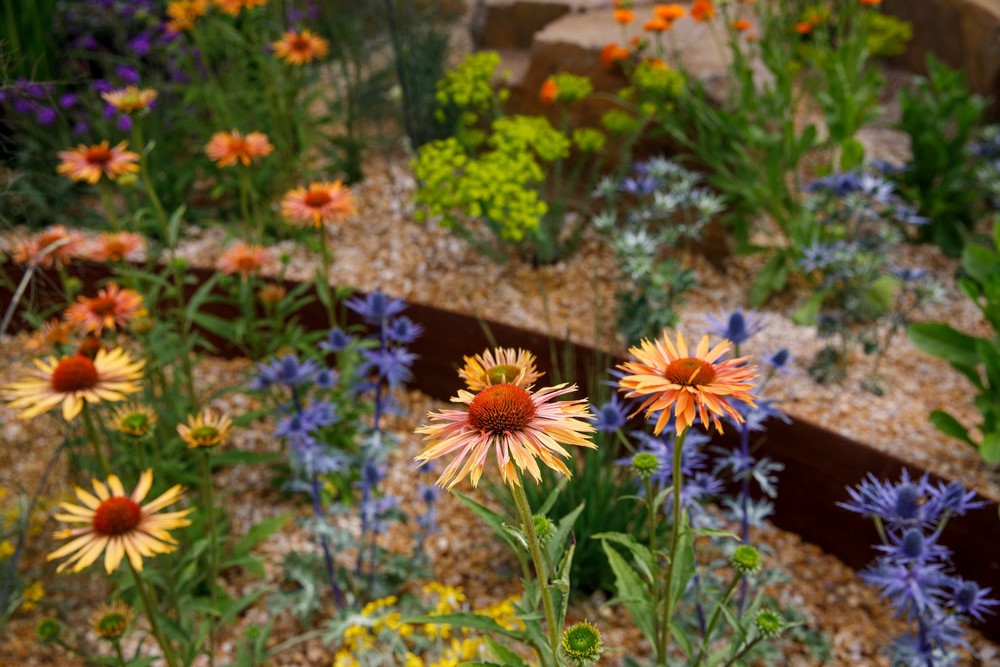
xmin=654 ymin=3 xmax=686 ymax=21
xmin=48 ymin=470 xmax=192 ymax=573
xmin=415 ymin=382 xmax=595 ymax=489
xmin=645 ymin=17 xmax=670 ymax=32
xmin=56 ymin=141 xmax=139 ymax=185
xmin=691 ymin=0 xmax=715 ymax=21
xmin=281 ymin=180 xmax=357 ymax=228
xmin=166 ymin=0 xmax=207 ymax=32
xmin=86 ymin=232 xmax=146 ymax=263
xmin=459 ymin=348 xmax=543 ymax=392
xmin=204 ymin=129 xmax=274 ymax=168
xmin=613 ymin=8 xmax=635 ymax=25
xmin=272 ymin=29 xmax=329 ymax=65
xmin=3 ymin=348 xmax=144 ymax=420
xmin=100 ymin=87 xmax=157 ymax=114
xmin=28 ymin=318 xmax=74 ymax=353
xmin=539 ymin=78 xmax=559 ymax=105
xmin=618 ymin=331 xmax=757 ymax=435
xmin=216 ymin=241 xmax=270 ymax=277
xmin=795 ymin=20 xmax=814 ymax=34
xmin=65 ymin=284 xmax=147 ymax=336
xmin=12 ymin=225 xmax=84 ymax=268
xmin=732 ymin=19 xmax=751 ymax=31
xmin=600 ymin=43 xmax=630 ymax=69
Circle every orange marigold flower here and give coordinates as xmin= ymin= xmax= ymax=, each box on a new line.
xmin=613 ymin=8 xmax=635 ymax=24
xmin=645 ymin=17 xmax=669 ymax=32
xmin=216 ymin=241 xmax=270 ymax=277
xmin=732 ymin=19 xmax=751 ymax=31
xmin=56 ymin=141 xmax=139 ymax=185
xmin=691 ymin=0 xmax=715 ymax=21
xmin=166 ymin=0 xmax=207 ymax=32
xmin=272 ymin=29 xmax=329 ymax=65
xmin=100 ymin=87 xmax=157 ymax=114
xmin=459 ymin=348 xmax=543 ymax=392
xmin=48 ymin=470 xmax=192 ymax=573
xmin=795 ymin=20 xmax=814 ymax=34
xmin=204 ymin=129 xmax=274 ymax=168
xmin=654 ymin=3 xmax=685 ymax=21
xmin=3 ymin=348 xmax=144 ymax=420
xmin=617 ymin=331 xmax=757 ymax=435
xmin=281 ymin=180 xmax=357 ymax=228
xmin=65 ymin=284 xmax=147 ymax=336
xmin=12 ymin=226 xmax=85 ymax=268
xmin=539 ymin=78 xmax=559 ymax=105
xmin=600 ymin=43 xmax=630 ymax=69
xmin=415 ymin=382 xmax=595 ymax=489
xmin=86 ymin=232 xmax=146 ymax=263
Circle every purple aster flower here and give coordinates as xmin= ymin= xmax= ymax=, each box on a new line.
xmin=93 ymin=79 xmax=114 ymax=94
xmin=116 ymin=114 xmax=133 ymax=131
xmin=386 ymin=316 xmax=423 ymax=344
xmin=58 ymin=93 xmax=78 ymax=109
xmin=593 ymin=395 xmax=628 ymax=432
xmin=35 ymin=106 xmax=57 ymax=126
xmin=705 ymin=309 xmax=766 ymax=347
xmin=346 ymin=290 xmax=407 ymax=326
xmin=130 ymin=31 xmax=153 ymax=56
xmin=12 ymin=99 xmax=32 ymax=115
xmin=115 ymin=64 xmax=141 ymax=85
xmin=25 ymin=82 xmax=46 ymax=98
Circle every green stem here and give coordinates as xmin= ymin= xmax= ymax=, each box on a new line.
xmin=200 ymin=450 xmax=219 ymax=667
xmin=693 ymin=574 xmax=742 ymax=667
xmin=98 ymin=181 xmax=122 ymax=231
xmin=112 ymin=640 xmax=128 ymax=667
xmin=128 ymin=562 xmax=180 ymax=667
xmin=317 ymin=228 xmax=336 ymax=328
xmin=131 ymin=123 xmax=168 ymax=229
xmin=82 ymin=404 xmax=111 ymax=477
xmin=237 ymin=166 xmax=256 ymax=241
xmin=657 ymin=426 xmax=689 ymax=665
xmin=509 ymin=481 xmax=561 ymax=666
xmin=643 ymin=473 xmax=662 ymax=656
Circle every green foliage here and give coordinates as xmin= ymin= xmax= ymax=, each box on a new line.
xmin=909 ymin=220 xmax=1000 ymax=463
xmin=863 ymin=12 xmax=912 ymax=58
xmin=896 ymin=54 xmax=987 ymax=256
xmin=548 ymin=73 xmax=594 ymax=104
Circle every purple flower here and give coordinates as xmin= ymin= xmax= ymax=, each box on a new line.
xmin=863 ymin=559 xmax=950 ymax=618
xmin=950 ymin=579 xmax=999 ymax=622
xmin=806 ymin=172 xmax=861 ymax=197
xmin=619 ymin=174 xmax=658 ymax=196
xmin=116 ymin=114 xmax=133 ymax=131
xmin=12 ymin=99 xmax=32 ymax=115
xmin=762 ymin=348 xmax=793 ymax=374
xmin=72 ymin=121 xmax=90 ymax=135
xmin=130 ymin=32 xmax=153 ymax=56
xmin=593 ymin=395 xmax=628 ymax=433
xmin=346 ymin=290 xmax=407 ymax=326
xmin=250 ymin=354 xmax=323 ymax=391
xmin=93 ymin=79 xmax=114 ymax=94
xmin=889 ymin=266 xmax=928 ymax=283
xmin=320 ymin=327 xmax=355 ymax=353
xmin=25 ymin=83 xmax=46 ymax=98
xmin=58 ymin=93 xmax=78 ymax=109
xmin=361 ymin=347 xmax=416 ymax=387
xmin=35 ymin=106 xmax=57 ymax=126
xmin=705 ymin=309 xmax=766 ymax=347
xmin=115 ymin=64 xmax=141 ymax=85
xmin=386 ymin=316 xmax=423 ymax=344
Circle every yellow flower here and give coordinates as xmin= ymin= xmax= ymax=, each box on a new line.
xmin=333 ymin=650 xmax=360 ymax=667
xmin=458 ymin=347 xmax=543 ymax=391
xmin=0 ymin=540 xmax=14 ymax=558
xmin=3 ymin=348 xmax=144 ymax=421
xmin=56 ymin=141 xmax=139 ymax=185
xmin=177 ymin=410 xmax=234 ymax=448
xmin=109 ymin=402 xmax=158 ymax=439
xmin=342 ymin=624 xmax=373 ymax=652
xmin=404 ymin=654 xmax=424 ymax=667
xmin=100 ymin=87 xmax=157 ymax=114
xmin=20 ymin=581 xmax=44 ymax=611
xmin=47 ymin=470 xmax=192 ymax=573
xmin=272 ymin=29 xmax=329 ymax=65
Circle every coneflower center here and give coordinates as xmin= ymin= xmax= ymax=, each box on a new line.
xmin=191 ymin=426 xmax=220 ymax=442
xmin=92 ymin=497 xmax=142 ymax=535
xmin=85 ymin=146 xmax=113 ymax=165
xmin=486 ymin=364 xmax=522 ymax=385
xmin=290 ymin=35 xmax=313 ymax=53
xmin=87 ymin=295 xmax=119 ymax=316
xmin=120 ymin=413 xmax=151 ymax=434
xmin=304 ymin=189 xmax=333 ymax=208
xmin=468 ymin=384 xmax=536 ymax=434
xmin=664 ymin=357 xmax=717 ymax=386
xmin=51 ymin=355 xmax=99 ymax=393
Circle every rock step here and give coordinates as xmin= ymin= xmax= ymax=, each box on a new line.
xmin=472 ymin=0 xmax=614 ymax=50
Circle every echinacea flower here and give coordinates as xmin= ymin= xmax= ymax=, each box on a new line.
xmin=177 ymin=410 xmax=234 ymax=448
xmin=415 ymin=382 xmax=595 ymax=489
xmin=272 ymin=29 xmax=329 ymax=65
xmin=100 ymin=87 xmax=157 ymax=114
xmin=216 ymin=241 xmax=270 ymax=277
xmin=280 ymin=180 xmax=357 ymax=228
xmin=213 ymin=0 xmax=268 ymax=14
xmin=732 ymin=19 xmax=751 ymax=31
xmin=48 ymin=470 xmax=192 ymax=573
xmin=3 ymin=348 xmax=144 ymax=420
xmin=13 ymin=225 xmax=84 ymax=268
xmin=166 ymin=0 xmax=207 ymax=32
xmin=109 ymin=402 xmax=158 ymax=439
xmin=27 ymin=318 xmax=74 ymax=352
xmin=86 ymin=232 xmax=146 ymax=263
xmin=65 ymin=284 xmax=147 ymax=335
xmin=90 ymin=600 xmax=133 ymax=641
xmin=56 ymin=141 xmax=140 ymax=185
xmin=204 ymin=129 xmax=274 ymax=167
xmin=458 ymin=347 xmax=543 ymax=391
xmin=618 ymin=331 xmax=757 ymax=435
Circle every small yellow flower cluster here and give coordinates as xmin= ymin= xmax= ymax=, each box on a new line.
xmin=475 ymin=595 xmax=525 ymax=632
xmin=0 ymin=540 xmax=14 ymax=558
xmin=20 ymin=581 xmax=45 ymax=611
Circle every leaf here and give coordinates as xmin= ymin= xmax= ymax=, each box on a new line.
xmin=192 ymin=312 xmax=236 ymax=341
xmin=537 ymin=478 xmax=567 ymax=516
xmin=666 ymin=521 xmax=696 ymax=621
xmin=483 ymin=635 xmax=529 ymax=667
xmin=453 ymin=492 xmax=518 ymax=552
xmin=791 ymin=289 xmax=827 ymax=326
xmin=839 ymin=137 xmax=865 ymax=171
xmin=907 ymin=322 xmax=981 ymax=368
xmin=748 ymin=254 xmax=790 ymax=307
xmin=231 ymin=513 xmax=292 ymax=560
xmin=185 ymin=272 xmax=223 ymax=325
xmin=404 ymin=612 xmax=522 ymax=640
xmin=547 ymin=501 xmax=584 ymax=564
xmin=220 ymin=589 xmax=268 ymax=625
xmin=592 ymin=532 xmax=654 ymax=582
xmin=167 ymin=205 xmax=187 ymax=248
xmin=981 ymin=433 xmax=1000 ymax=464
xmin=601 ymin=540 xmax=656 ymax=644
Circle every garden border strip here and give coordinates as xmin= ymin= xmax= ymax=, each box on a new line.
xmin=3 ymin=258 xmax=998 ymax=641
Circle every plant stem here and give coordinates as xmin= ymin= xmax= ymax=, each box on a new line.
xmin=99 ymin=181 xmax=122 ymax=231
xmin=693 ymin=574 xmax=742 ymax=667
xmin=657 ymin=426 xmax=689 ymax=665
xmin=113 ymin=640 xmax=128 ymax=667
xmin=200 ymin=450 xmax=219 ymax=666
xmin=82 ymin=404 xmax=111 ymax=477
xmin=131 ymin=124 xmax=168 ymax=229
xmin=509 ymin=480 xmax=561 ymax=666
xmin=317 ymin=227 xmax=336 ymax=328
xmin=128 ymin=562 xmax=180 ymax=667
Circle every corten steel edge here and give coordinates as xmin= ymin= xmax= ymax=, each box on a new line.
xmin=3 ymin=258 xmax=999 ymax=641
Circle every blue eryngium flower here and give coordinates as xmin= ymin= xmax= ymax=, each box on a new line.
xmin=321 ymin=327 xmax=355 ymax=352
xmin=705 ymin=309 xmax=766 ymax=347
xmin=386 ymin=316 xmax=424 ymax=344
xmin=346 ymin=290 xmax=407 ymax=326
xmin=361 ymin=347 xmax=416 ymax=388
xmin=250 ymin=354 xmax=322 ymax=391
xmin=593 ymin=395 xmax=628 ymax=432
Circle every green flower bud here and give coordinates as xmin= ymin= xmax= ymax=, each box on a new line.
xmin=36 ymin=618 xmax=62 ymax=644
xmin=755 ymin=608 xmax=784 ymax=639
xmin=533 ymin=515 xmax=556 ymax=543
xmin=631 ymin=452 xmax=661 ymax=477
xmin=561 ymin=620 xmax=603 ymax=665
xmin=731 ymin=544 xmax=762 ymax=575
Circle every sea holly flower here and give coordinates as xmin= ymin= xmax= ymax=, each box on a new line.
xmin=216 ymin=241 xmax=270 ymax=277
xmin=205 ymin=129 xmax=274 ymax=168
xmin=281 ymin=180 xmax=357 ymax=227
xmin=100 ymin=86 xmax=157 ymax=114
xmin=56 ymin=140 xmax=140 ymax=185
xmin=64 ymin=284 xmax=147 ymax=335
xmin=458 ymin=347 xmax=543 ymax=391
xmin=617 ymin=331 xmax=757 ymax=435
xmin=415 ymin=381 xmax=595 ymax=489
xmin=47 ymin=470 xmax=192 ymax=573
xmin=705 ymin=309 xmax=766 ymax=347
xmin=345 ymin=290 xmax=407 ymax=327
xmin=250 ymin=354 xmax=322 ymax=390
xmin=272 ymin=29 xmax=329 ymax=65
xmin=593 ymin=395 xmax=628 ymax=432
xmin=3 ymin=348 xmax=144 ymax=420
xmin=177 ymin=410 xmax=234 ymax=448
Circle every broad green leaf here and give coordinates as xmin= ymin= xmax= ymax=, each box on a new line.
xmin=192 ymin=312 xmax=236 ymax=341
xmin=929 ymin=410 xmax=973 ymax=446
xmin=484 ymin=633 xmax=529 ymax=667
xmin=981 ymin=433 xmax=1000 ymax=464
xmin=592 ymin=531 xmax=653 ymax=582
xmin=185 ymin=272 xmax=222 ymax=324
xmin=231 ymin=513 xmax=292 ymax=560
xmin=907 ymin=322 xmax=980 ymax=368
xmin=547 ymin=501 xmax=584 ymax=564
xmin=601 ymin=541 xmax=656 ymax=644
xmin=839 ymin=137 xmax=865 ymax=171
xmin=454 ymin=492 xmax=518 ymax=552
xmin=791 ymin=289 xmax=827 ymax=326
xmin=666 ymin=522 xmax=696 ymax=621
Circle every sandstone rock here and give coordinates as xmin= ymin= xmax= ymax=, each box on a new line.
xmin=471 ymin=0 xmax=611 ymax=50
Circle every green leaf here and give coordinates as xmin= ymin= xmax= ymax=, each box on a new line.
xmin=928 ymin=410 xmax=973 ymax=446
xmin=791 ymin=289 xmax=827 ymax=326
xmin=404 ymin=612 xmax=522 ymax=640
xmin=963 ymin=243 xmax=1000 ymax=285
xmin=231 ymin=513 xmax=292 ymax=560
xmin=839 ymin=137 xmax=865 ymax=171
xmin=601 ymin=541 xmax=656 ymax=644
xmin=220 ymin=589 xmax=268 ymax=625
xmin=453 ymin=492 xmax=518 ymax=552
xmin=484 ymin=632 xmax=529 ymax=667
xmin=981 ymin=432 xmax=1000 ymax=464
xmin=185 ymin=272 xmax=222 ymax=325
xmin=748 ymin=254 xmax=790 ymax=307
xmin=192 ymin=312 xmax=236 ymax=341
xmin=592 ymin=532 xmax=653 ymax=581
xmin=666 ymin=521 xmax=695 ymax=621
xmin=167 ymin=205 xmax=187 ymax=248
xmin=907 ymin=322 xmax=980 ymax=368
xmin=547 ymin=501 xmax=584 ymax=564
